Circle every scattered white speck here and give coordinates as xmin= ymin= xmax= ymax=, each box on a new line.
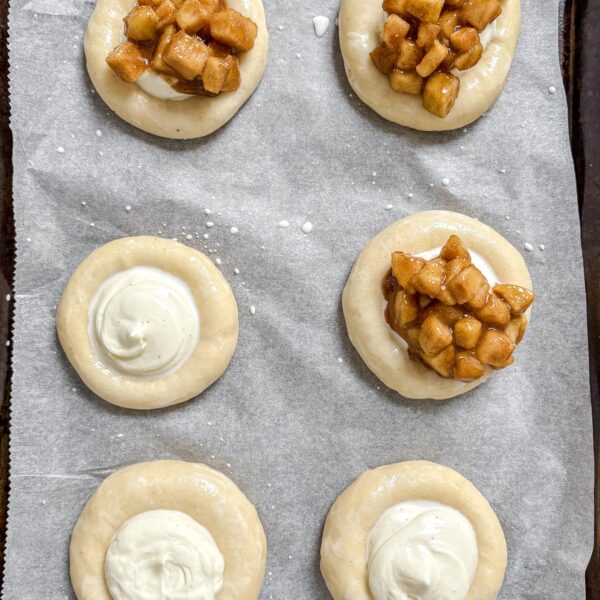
xmin=203 ymin=233 xmax=209 ymax=240
xmin=278 ymin=24 xmax=284 ymax=30
xmin=233 ymin=267 xmax=240 ymax=275
xmin=57 ymin=146 xmax=64 ymax=153
xmin=313 ymin=15 xmax=330 ymax=37
xmin=385 ymin=204 xmax=393 ymax=210
xmin=505 ymin=215 xmax=510 ymax=220
xmin=125 ymin=205 xmax=131 ymax=212
xmin=215 ymin=257 xmax=222 ymax=265
xmin=539 ymin=244 xmax=545 ymax=251
xmin=230 ymin=226 xmax=238 ymax=234
xmin=205 ymin=208 xmax=212 ymax=215
xmin=95 ymin=129 xmax=102 ymax=137
xmin=278 ymin=220 xmax=290 ymax=228
xmin=206 ymin=221 xmax=214 ymax=228
xmin=407 ymin=192 xmax=414 ymax=198
xmin=26 ymin=237 xmax=31 ymax=242
xmin=337 ymin=357 xmax=344 ymax=364
xmin=5 ymin=340 xmax=10 ymax=347
xmin=296 ymin=53 xmax=301 ymax=59
xmin=301 ymin=221 xmax=313 ymax=234
xmin=441 ymin=177 xmax=450 ymax=186
xmin=548 ymin=85 xmax=557 ymax=95
xmin=5 ymin=294 xmax=10 ymax=302
xmin=226 ymin=463 xmax=231 ymax=468
xmin=250 ymin=305 xmax=256 ymax=315
xmin=90 ymin=223 xmax=95 ymax=228
xmin=186 ymin=234 xmax=193 ymax=241
xmin=81 ymin=201 xmax=87 ymax=206
xmin=524 ymin=242 xmax=534 ymax=251
xmin=499 ymin=169 xmax=506 ymax=174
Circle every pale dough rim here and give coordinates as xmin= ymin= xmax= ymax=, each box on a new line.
xmin=338 ymin=0 xmax=521 ymax=131
xmin=70 ymin=460 xmax=267 ymax=600
xmin=320 ymin=460 xmax=507 ymax=600
xmin=342 ymin=210 xmax=533 ymax=400
xmin=56 ymin=236 xmax=239 ymax=410
xmin=84 ymin=0 xmax=269 ymax=139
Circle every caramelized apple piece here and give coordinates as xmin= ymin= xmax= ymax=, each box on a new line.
xmin=383 ymin=0 xmax=408 ymax=16
xmin=440 ymin=235 xmax=471 ymax=261
xmin=454 ymin=316 xmax=482 ymax=349
xmin=396 ymin=39 xmax=424 ymax=69
xmin=390 ymin=70 xmax=424 ymax=94
xmin=391 ymin=252 xmax=426 ymax=292
xmin=151 ymin=25 xmax=178 ymax=74
xmin=139 ymin=0 xmax=163 ymax=5
xmin=438 ymin=10 xmax=460 ymax=39
xmin=202 ymin=54 xmax=239 ymax=93
xmin=446 ymin=264 xmax=487 ymax=305
xmin=454 ymin=43 xmax=483 ymax=70
xmin=416 ymin=22 xmax=441 ymax=50
xmin=445 ymin=0 xmax=465 ymax=6
xmin=411 ymin=258 xmax=446 ymax=299
xmin=164 ymin=30 xmax=210 ymax=79
xmin=125 ymin=6 xmax=159 ymax=41
xmin=475 ymin=330 xmax=515 ymax=368
xmin=370 ymin=43 xmax=398 ymax=74
xmin=441 ymin=49 xmax=457 ymax=70
xmin=503 ymin=315 xmax=528 ymax=344
xmin=422 ymin=71 xmax=459 ymax=117
xmin=445 ymin=257 xmax=470 ymax=281
xmin=493 ymin=284 xmax=535 ymax=315
xmin=461 ymin=0 xmax=501 ymax=32
xmin=450 ymin=26 xmax=480 ymax=52
xmin=383 ymin=14 xmax=410 ymax=49
xmin=221 ymin=54 xmax=241 ymax=91
xmin=155 ymin=0 xmax=177 ymax=29
xmin=453 ymin=351 xmax=485 ymax=380
xmin=419 ymin=315 xmax=453 ymax=356
xmin=423 ymin=303 xmax=465 ymax=326
xmin=416 ymin=40 xmax=449 ymax=77
xmin=475 ymin=292 xmax=511 ymax=327
xmin=210 ymin=9 xmax=258 ymax=52
xmin=176 ymin=0 xmax=218 ymax=33
xmin=391 ymin=290 xmax=419 ymax=329
xmin=423 ymin=344 xmax=456 ymax=377
xmin=106 ymin=41 xmax=148 ymax=82
xmin=405 ymin=0 xmax=444 ymax=23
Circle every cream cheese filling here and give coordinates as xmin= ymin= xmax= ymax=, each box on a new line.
xmin=367 ymin=500 xmax=478 ymax=600
xmin=137 ymin=70 xmax=192 ymax=101
xmin=88 ymin=266 xmax=199 ymax=378
xmin=105 ymin=509 xmax=224 ymax=600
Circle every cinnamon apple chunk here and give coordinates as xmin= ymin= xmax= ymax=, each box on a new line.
xmin=405 ymin=0 xmax=445 ymax=23
xmin=106 ymin=41 xmax=149 ymax=82
xmin=461 ymin=0 xmax=501 ymax=32
xmin=422 ymin=71 xmax=460 ymax=117
xmin=164 ymin=30 xmax=210 ymax=79
xmin=371 ymin=43 xmax=399 ymax=74
xmin=383 ymin=14 xmax=411 ymax=49
xmin=454 ymin=43 xmax=483 ymax=71
xmin=453 ymin=351 xmax=485 ymax=380
xmin=210 ymin=9 xmax=258 ymax=52
xmin=396 ymin=39 xmax=424 ymax=69
xmin=125 ymin=6 xmax=159 ymax=41
xmin=390 ymin=70 xmax=424 ymax=95
xmin=475 ymin=330 xmax=515 ymax=368
xmin=202 ymin=54 xmax=240 ymax=93
xmin=382 ymin=0 xmax=408 ymax=16
xmin=416 ymin=40 xmax=449 ymax=77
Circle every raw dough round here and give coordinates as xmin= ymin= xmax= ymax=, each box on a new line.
xmin=70 ymin=460 xmax=267 ymax=600
xmin=84 ymin=0 xmax=269 ymax=139
xmin=57 ymin=236 xmax=238 ymax=409
xmin=338 ymin=0 xmax=520 ymax=131
xmin=320 ymin=460 xmax=507 ymax=600
xmin=342 ymin=211 xmax=532 ymax=400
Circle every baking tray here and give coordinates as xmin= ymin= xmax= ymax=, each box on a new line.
xmin=0 ymin=0 xmax=598 ymax=595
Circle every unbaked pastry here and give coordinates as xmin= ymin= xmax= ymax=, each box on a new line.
xmin=342 ymin=210 xmax=532 ymax=399
xmin=338 ymin=0 xmax=520 ymax=130
xmin=70 ymin=460 xmax=267 ymax=600
xmin=84 ymin=0 xmax=268 ymax=138
xmin=320 ymin=460 xmax=507 ymax=600
xmin=56 ymin=236 xmax=238 ymax=409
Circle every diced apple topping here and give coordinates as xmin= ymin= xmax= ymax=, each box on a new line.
xmin=382 ymin=235 xmax=535 ymax=381
xmin=370 ymin=0 xmax=501 ymax=117
xmin=106 ymin=0 xmax=257 ymax=97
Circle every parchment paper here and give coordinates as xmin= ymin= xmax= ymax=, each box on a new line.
xmin=3 ymin=0 xmax=594 ymax=598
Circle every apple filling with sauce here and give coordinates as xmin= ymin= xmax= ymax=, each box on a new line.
xmin=383 ymin=235 xmax=535 ymax=381
xmin=106 ymin=0 xmax=258 ymax=96
xmin=370 ymin=0 xmax=502 ymax=117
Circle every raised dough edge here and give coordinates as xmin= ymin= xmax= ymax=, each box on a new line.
xmin=342 ymin=210 xmax=533 ymax=400
xmin=56 ymin=236 xmax=239 ymax=409
xmin=70 ymin=460 xmax=267 ymax=600
xmin=84 ymin=0 xmax=269 ymax=139
xmin=320 ymin=460 xmax=507 ymax=600
xmin=339 ymin=0 xmax=521 ymax=131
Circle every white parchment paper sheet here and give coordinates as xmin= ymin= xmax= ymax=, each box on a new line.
xmin=4 ymin=0 xmax=593 ymax=598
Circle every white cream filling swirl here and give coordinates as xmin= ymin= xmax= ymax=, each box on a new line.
xmin=367 ymin=500 xmax=478 ymax=600
xmin=105 ymin=509 xmax=224 ymax=600
xmin=89 ymin=266 xmax=199 ymax=377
